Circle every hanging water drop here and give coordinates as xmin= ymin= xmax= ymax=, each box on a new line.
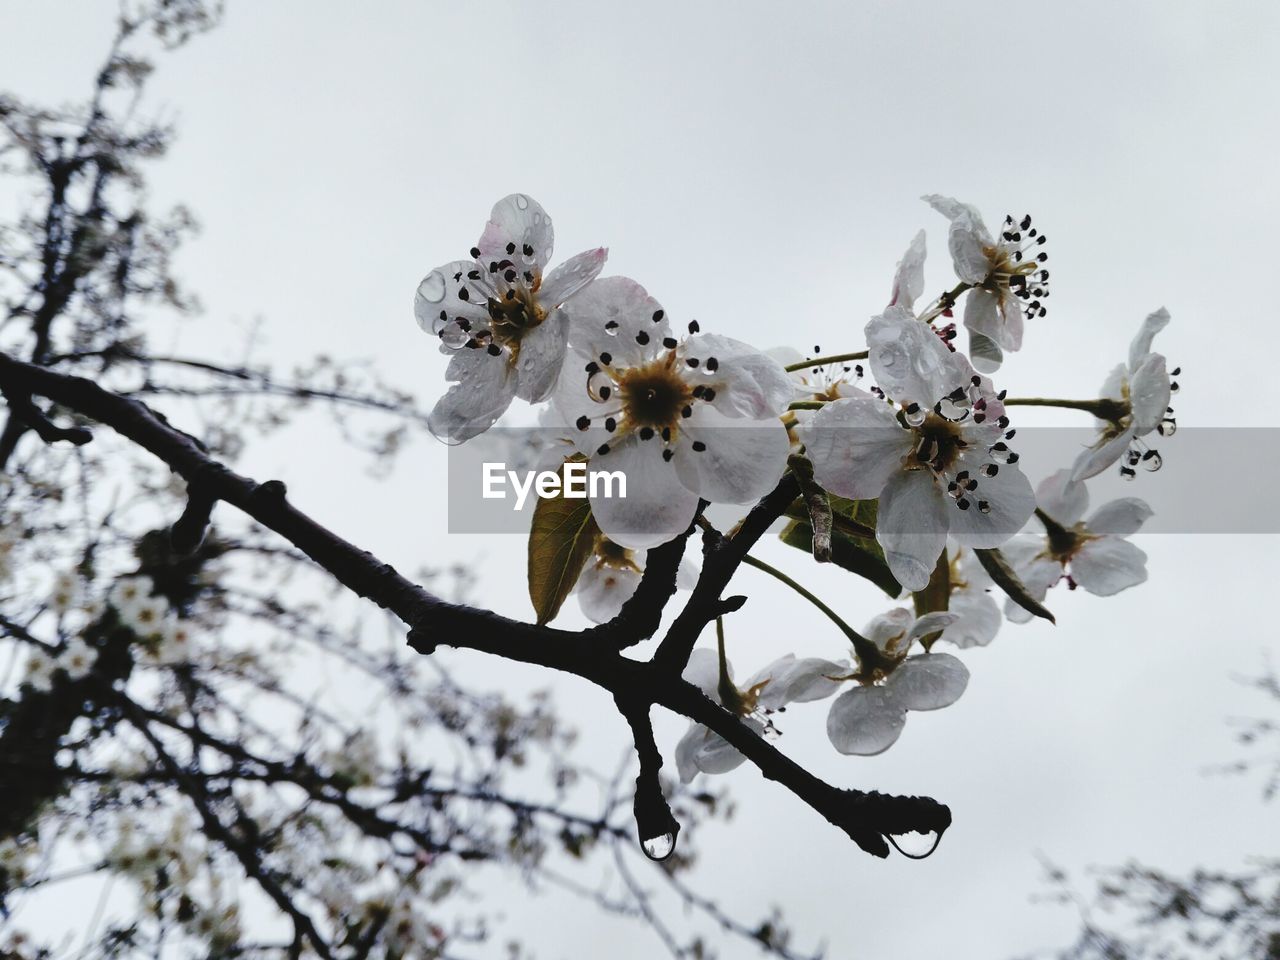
xmin=1158 ymin=418 xmax=1177 ymax=437
xmin=641 ymin=831 xmax=677 ymax=861
xmin=904 ymin=403 xmax=927 ymax=427
xmin=1141 ymin=449 xmax=1163 ymax=472
xmin=886 ymin=830 xmax=943 ymax=859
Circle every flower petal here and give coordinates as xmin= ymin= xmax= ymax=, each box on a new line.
xmin=674 ymin=404 xmax=790 ymax=505
xmin=890 ymin=653 xmax=969 ymax=711
xmin=427 ymin=347 xmax=517 ymax=444
xmin=682 ymin=647 xmax=725 ymax=699
xmin=590 ymin=434 xmax=701 ymax=549
xmin=758 ymin=657 xmax=848 ymax=710
xmin=477 ymin=193 xmax=554 ymax=273
xmin=866 ymin=307 xmax=969 ymax=407
xmin=826 ymin=685 xmax=907 ymax=756
xmin=576 ymin=561 xmax=642 ymax=624
xmin=684 ymin=334 xmax=795 ymax=420
xmin=564 ymin=276 xmax=668 ymax=367
xmin=414 ymin=260 xmax=492 ymax=335
xmin=1128 ymin=307 xmax=1170 ymax=373
xmin=908 ymin=611 xmax=960 ymax=644
xmin=539 ymin=247 xmax=608 ymax=310
xmin=797 ymin=392 xmax=914 ymax=501
xmin=1129 ymin=354 xmax=1171 ymax=433
xmin=888 ymin=230 xmax=927 ymax=310
xmin=1086 ymin=497 xmax=1153 ymax=536
xmin=877 ymin=468 xmax=949 ymax=592
xmin=1036 ymin=468 xmax=1090 ymax=527
xmin=1071 ymin=537 xmax=1148 ymax=596
xmin=939 ymin=589 xmax=1002 ymax=648
xmin=1071 ymin=423 xmax=1136 ymax=482
xmin=967 ymin=329 xmax=1005 ymax=374
xmin=948 ymin=459 xmax=1036 ymax=549
xmin=514 ymin=308 xmax=569 ymax=402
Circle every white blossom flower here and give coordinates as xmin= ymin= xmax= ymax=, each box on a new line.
xmin=923 ymin=195 xmax=1050 ymax=371
xmin=49 ymin=570 xmax=82 ymax=615
xmin=675 ymin=647 xmax=846 ymax=782
xmin=23 ymin=649 xmax=55 ymax=692
xmin=58 ymin=637 xmax=98 ymax=681
xmin=108 ymin=575 xmax=152 ymax=614
xmin=157 ymin=619 xmax=196 ymax=664
xmin=120 ymin=592 xmax=169 ymax=638
xmin=888 ymin=228 xmax=928 ymax=313
xmin=575 ymin=534 xmax=698 ymax=624
xmin=0 ymin=522 xmax=20 ymax=582
xmin=1002 ymin=469 xmax=1152 ymax=622
xmin=767 ymin=345 xmax=867 ymax=405
xmin=414 ymin=194 xmax=608 ymax=444
xmin=552 ymin=277 xmax=794 ymax=549
xmin=1071 ymin=308 xmax=1178 ymax=482
xmin=825 ymin=608 xmax=969 ymax=755
xmin=800 ymin=310 xmax=1035 ymax=591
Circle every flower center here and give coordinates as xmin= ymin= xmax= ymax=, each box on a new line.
xmin=982 ymin=214 xmax=1051 ymax=321
xmin=617 ymin=357 xmax=694 ymax=431
xmin=911 ymin=413 xmax=967 ymax=474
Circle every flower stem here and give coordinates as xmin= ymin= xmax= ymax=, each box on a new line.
xmin=714 ymin=616 xmax=743 ymax=712
xmin=741 ymin=554 xmax=879 ymax=664
xmin=1002 ymin=397 xmax=1128 ymax=421
xmin=783 ymin=351 xmax=868 ymax=373
xmin=918 ymin=281 xmax=972 ymax=323
xmin=788 ymin=400 xmax=828 ymax=410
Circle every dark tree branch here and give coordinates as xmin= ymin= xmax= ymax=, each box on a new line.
xmin=0 ymin=350 xmax=950 ymax=858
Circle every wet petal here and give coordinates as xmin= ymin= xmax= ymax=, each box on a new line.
xmin=590 ymin=434 xmax=700 ymax=550
xmin=867 ymin=307 xmax=969 ymax=407
xmin=1036 ymin=468 xmax=1090 ymax=527
xmin=1086 ymin=497 xmax=1153 ymax=536
xmin=564 ymin=276 xmax=667 ymax=367
xmin=477 ymin=193 xmax=554 ymax=272
xmin=758 ymin=657 xmax=848 ymax=710
xmin=684 ymin=334 xmax=795 ymax=419
xmin=967 ymin=328 xmax=1005 ymax=374
xmin=414 ymin=260 xmax=492 ymax=336
xmin=877 ymin=468 xmax=949 ymax=592
xmin=427 ymin=347 xmax=517 ymax=444
xmin=826 ymin=685 xmax=907 ymax=756
xmin=888 ymin=229 xmax=927 ymax=310
xmin=908 ymin=611 xmax=960 ymax=644
xmin=939 ymin=589 xmax=1002 ymax=649
xmin=514 ymin=308 xmax=569 ymax=402
xmin=1071 ymin=424 xmax=1136 ymax=482
xmin=539 ymin=247 xmax=608 ymax=309
xmin=1129 ymin=354 xmax=1171 ymax=433
xmin=1128 ymin=307 xmax=1170 ymax=373
xmin=675 ymin=404 xmax=790 ymax=505
xmin=890 ymin=653 xmax=969 ymax=711
xmin=576 ymin=561 xmax=642 ymax=624
xmin=797 ymin=392 xmax=914 ymax=501
xmin=1071 ymin=537 xmax=1148 ymax=596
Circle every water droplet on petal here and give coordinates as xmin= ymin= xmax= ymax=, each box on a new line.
xmin=417 ymin=270 xmax=446 ymax=304
xmin=515 ymin=194 xmax=529 ymax=210
xmin=641 ymin=832 xmax=677 ymax=861
xmin=886 ymin=830 xmax=942 ymax=859
xmin=1158 ymin=418 xmax=1177 ymax=437
xmin=904 ymin=404 xmax=927 ymax=427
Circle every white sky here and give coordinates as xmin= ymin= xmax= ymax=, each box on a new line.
xmin=3 ymin=2 xmax=1279 ymax=957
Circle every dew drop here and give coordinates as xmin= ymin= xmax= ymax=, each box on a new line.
xmin=515 ymin=194 xmax=529 ymax=210
xmin=641 ymin=832 xmax=677 ymax=861
xmin=417 ymin=270 xmax=447 ymax=304
xmin=1158 ymin=418 xmax=1177 ymax=437
xmin=904 ymin=404 xmax=927 ymax=427
xmin=1141 ymin=449 xmax=1163 ymax=472
xmin=886 ymin=830 xmax=942 ymax=860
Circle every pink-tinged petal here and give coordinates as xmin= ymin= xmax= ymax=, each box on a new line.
xmin=514 ymin=308 xmax=569 ymax=403
xmin=1071 ymin=423 xmax=1136 ymax=482
xmin=890 ymin=653 xmax=969 ymax=711
xmin=1036 ymin=468 xmax=1090 ymax=527
xmin=683 ymin=334 xmax=795 ymax=420
xmin=1129 ymin=354 xmax=1171 ymax=434
xmin=826 ymin=685 xmax=907 ymax=756
xmin=427 ymin=347 xmax=517 ymax=444
xmin=675 ymin=404 xmax=790 ymax=505
xmin=1071 ymin=537 xmax=1148 ymax=597
xmin=576 ymin=561 xmax=642 ymax=624
xmin=939 ymin=589 xmax=1002 ymax=649
xmin=797 ymin=392 xmax=913 ymax=501
xmin=948 ymin=458 xmax=1036 ymax=549
xmin=589 ymin=434 xmax=700 ymax=550
xmin=1086 ymin=497 xmax=1153 ymax=536
xmin=539 ymin=247 xmax=607 ymax=310
xmin=888 ymin=229 xmax=927 ymax=310
xmin=867 ymin=307 xmax=969 ymax=407
xmin=877 ymin=468 xmax=949 ymax=592
xmin=1128 ymin=307 xmax=1171 ymax=373
xmin=476 ymin=193 xmax=554 ymax=272
xmin=564 ymin=276 xmax=668 ymax=369
xmin=414 ymin=260 xmax=492 ymax=334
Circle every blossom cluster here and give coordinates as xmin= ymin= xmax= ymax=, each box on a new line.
xmin=415 ymin=194 xmax=1177 ymax=776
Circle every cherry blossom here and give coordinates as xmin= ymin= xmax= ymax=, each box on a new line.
xmin=576 ymin=534 xmax=698 ymax=624
xmin=825 ymin=608 xmax=969 ymax=755
xmin=552 ymin=277 xmax=794 ymax=549
xmin=22 ymin=648 xmax=55 ymax=693
xmin=1002 ymin=469 xmax=1152 ymax=622
xmin=923 ymin=195 xmax=1050 ymax=372
xmin=800 ymin=310 xmax=1035 ymax=590
xmin=1071 ymin=308 xmax=1178 ymax=482
xmin=675 ymin=647 xmax=846 ymax=782
xmin=414 ymin=194 xmax=608 ymax=443
xmin=768 ymin=344 xmax=867 ymax=405
xmin=58 ymin=637 xmax=98 ymax=680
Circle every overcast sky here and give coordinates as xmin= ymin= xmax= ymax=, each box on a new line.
xmin=3 ymin=2 xmax=1279 ymax=957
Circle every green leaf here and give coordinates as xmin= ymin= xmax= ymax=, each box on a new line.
xmin=974 ymin=547 xmax=1056 ymax=624
xmin=780 ymin=496 xmax=901 ymax=598
xmin=528 ymin=458 xmax=600 ymax=625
